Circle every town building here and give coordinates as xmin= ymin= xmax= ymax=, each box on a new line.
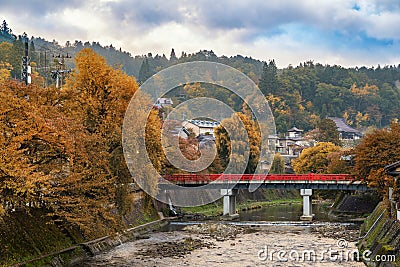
xmin=155 ymin=97 xmax=173 ymax=108
xmin=327 ymin=117 xmax=362 ymax=140
xmin=182 ymin=120 xmax=220 ymax=137
xmin=270 ymin=127 xmax=310 ymax=157
xmin=268 ymin=127 xmax=311 ymax=173
xmin=385 ymin=161 xmax=400 ymax=220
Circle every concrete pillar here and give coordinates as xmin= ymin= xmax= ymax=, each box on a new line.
xmin=300 ymin=189 xmax=313 ymax=221
xmin=221 ymin=189 xmax=238 ymax=216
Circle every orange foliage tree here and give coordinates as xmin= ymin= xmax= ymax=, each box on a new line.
xmin=43 ymin=48 xmax=141 ymax=236
xmin=0 ymin=48 xmax=164 ymax=238
xmin=354 ymin=122 xmax=400 ymax=196
xmin=0 ymin=82 xmax=51 ymax=215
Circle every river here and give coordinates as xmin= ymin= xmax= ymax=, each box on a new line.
xmin=83 ymin=203 xmax=365 ymax=266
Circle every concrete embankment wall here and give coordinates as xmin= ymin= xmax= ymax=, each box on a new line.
xmin=358 ymin=202 xmax=400 ymax=266
xmin=13 ymin=215 xmax=169 ymax=267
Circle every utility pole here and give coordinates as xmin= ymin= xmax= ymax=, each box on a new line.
xmin=51 ymin=53 xmax=71 ymax=88
xmin=21 ymin=33 xmax=31 ymax=85
xmin=44 ymin=50 xmax=47 ymax=87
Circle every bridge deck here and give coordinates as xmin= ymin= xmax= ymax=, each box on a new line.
xmin=159 ymin=174 xmax=370 ymax=191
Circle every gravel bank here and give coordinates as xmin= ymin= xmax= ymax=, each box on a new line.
xmin=85 ymin=223 xmax=365 ymax=267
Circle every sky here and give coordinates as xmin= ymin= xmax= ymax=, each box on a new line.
xmin=1 ymin=0 xmax=400 ymax=68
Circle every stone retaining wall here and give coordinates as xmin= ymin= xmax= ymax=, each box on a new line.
xmin=358 ymin=202 xmax=400 ymax=267
xmin=15 ymin=215 xmax=169 ymax=267
xmin=81 ymin=217 xmax=169 ymax=256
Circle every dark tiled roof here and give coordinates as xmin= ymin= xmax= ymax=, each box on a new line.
xmin=327 ymin=117 xmax=361 ymax=134
xmin=385 ymin=161 xmax=400 ymax=175
xmin=288 ymin=127 xmax=303 ymax=132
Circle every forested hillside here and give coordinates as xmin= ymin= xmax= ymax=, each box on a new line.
xmin=259 ymin=60 xmax=400 ymax=132
xmin=1 ymin=20 xmax=399 ymax=133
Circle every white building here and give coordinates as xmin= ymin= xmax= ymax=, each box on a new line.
xmin=156 ymin=98 xmax=173 ymax=107
xmin=182 ymin=120 xmax=220 ymax=137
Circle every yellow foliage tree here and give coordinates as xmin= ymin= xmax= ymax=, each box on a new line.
xmin=183 ymin=82 xmax=207 ymax=98
xmin=0 ymin=81 xmax=62 ymax=215
xmin=214 ymin=112 xmax=261 ymax=174
xmin=292 ymin=142 xmax=342 ymax=174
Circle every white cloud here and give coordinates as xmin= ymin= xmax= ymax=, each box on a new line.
xmin=0 ymin=0 xmax=399 ymax=68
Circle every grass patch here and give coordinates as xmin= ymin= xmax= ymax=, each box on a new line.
xmin=181 ymin=198 xmax=302 ymax=217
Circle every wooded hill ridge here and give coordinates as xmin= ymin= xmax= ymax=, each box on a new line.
xmin=1 ymin=20 xmax=400 ymax=132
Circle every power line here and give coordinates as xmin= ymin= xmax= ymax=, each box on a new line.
xmin=51 ymin=53 xmax=72 ymax=88
xmin=29 ymin=41 xmax=73 ymax=88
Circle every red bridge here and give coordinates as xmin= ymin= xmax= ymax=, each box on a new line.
xmin=163 ymin=173 xmax=352 ymax=183
xmin=160 ymin=173 xmax=367 ymax=191
xmin=159 ymin=173 xmax=370 ymax=220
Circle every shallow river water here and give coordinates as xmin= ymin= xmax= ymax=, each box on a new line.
xmin=84 ymin=204 xmax=366 ymax=267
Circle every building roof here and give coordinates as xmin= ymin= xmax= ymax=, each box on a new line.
xmin=187 ymin=120 xmax=220 ymax=129
xmin=197 ymin=134 xmax=215 ymax=142
xmin=327 ymin=117 xmax=361 ymax=134
xmin=287 ymin=127 xmax=303 ymax=132
xmin=385 ymin=161 xmax=400 ymax=176
xmin=157 ymin=98 xmax=173 ymax=105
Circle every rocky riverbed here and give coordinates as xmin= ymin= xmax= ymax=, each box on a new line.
xmin=84 ymin=222 xmax=365 ymax=267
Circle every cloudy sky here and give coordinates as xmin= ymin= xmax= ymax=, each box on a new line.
xmin=1 ymin=0 xmax=400 ymax=67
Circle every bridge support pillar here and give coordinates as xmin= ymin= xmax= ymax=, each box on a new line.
xmin=221 ymin=189 xmax=238 ymax=218
xmin=300 ymin=189 xmax=313 ymax=221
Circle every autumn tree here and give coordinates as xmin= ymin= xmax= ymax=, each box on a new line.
xmin=354 ymin=122 xmax=400 ymax=196
xmin=0 ymin=69 xmax=140 ymax=238
xmin=270 ymin=153 xmax=285 ymax=174
xmin=183 ymin=82 xmax=207 ymax=98
xmin=0 ymin=42 xmax=12 ymax=83
xmin=214 ymin=112 xmax=261 ymax=174
xmin=316 ymin=118 xmax=340 ymax=145
xmin=326 ymin=151 xmax=352 ymax=174
xmin=0 ymin=81 xmax=51 ymax=216
xmin=43 ymin=48 xmax=142 ymax=237
xmin=292 ymin=142 xmax=342 ymax=174
xmin=159 ymin=119 xmax=222 ymax=175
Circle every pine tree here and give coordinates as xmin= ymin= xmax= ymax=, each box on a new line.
xmin=317 ymin=118 xmax=340 ymax=145
xmin=138 ymin=57 xmax=151 ymax=83
xmin=0 ymin=20 xmax=14 ymax=40
xmin=169 ymin=48 xmax=178 ymax=63
xmin=29 ymin=40 xmax=37 ymax=64
xmin=258 ymin=60 xmax=278 ymax=96
xmin=10 ymin=37 xmax=24 ymax=78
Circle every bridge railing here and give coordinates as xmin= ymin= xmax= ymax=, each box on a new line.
xmin=161 ymin=173 xmax=353 ymax=184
